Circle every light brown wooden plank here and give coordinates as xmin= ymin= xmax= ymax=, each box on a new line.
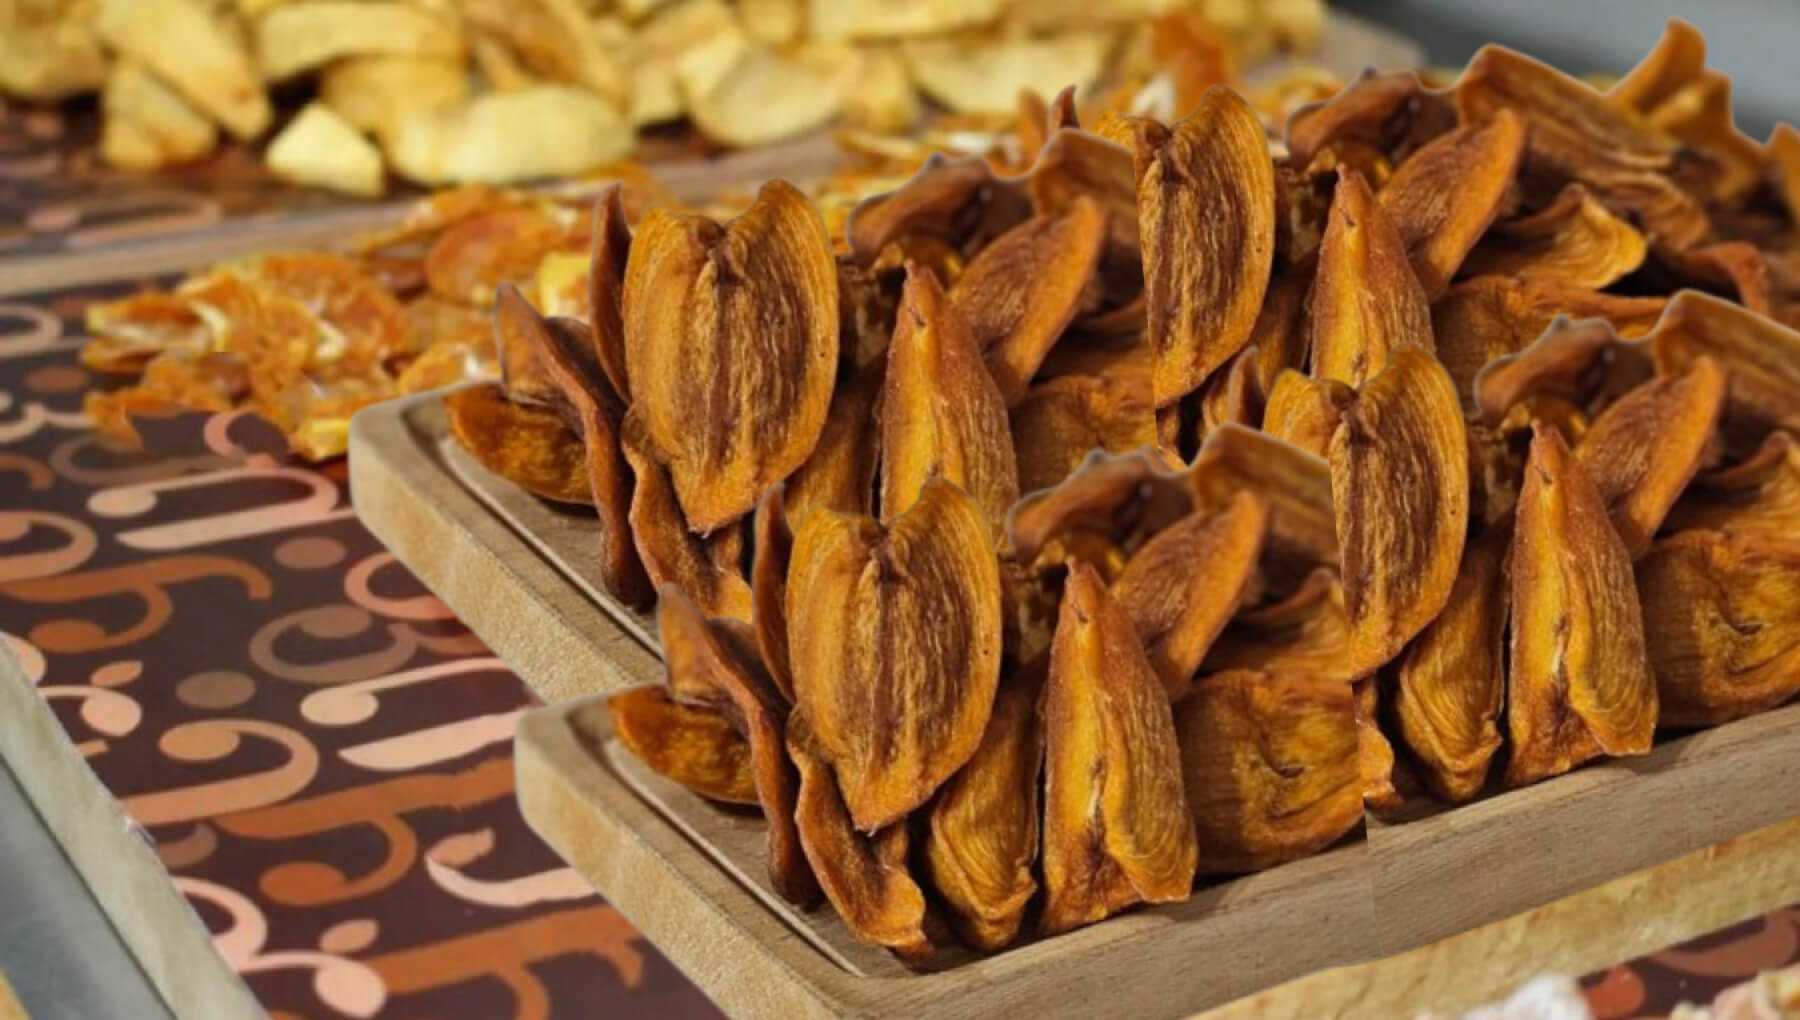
xmin=1369 ymin=702 xmax=1800 ymax=956
xmin=1207 ymin=812 xmax=1800 ymax=1019
xmin=517 ymin=700 xmax=1374 ymax=1020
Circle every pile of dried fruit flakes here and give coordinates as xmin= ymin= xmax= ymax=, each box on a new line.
xmin=4 ymin=0 xmax=1323 ymax=193
xmin=78 ymin=62 xmax=1344 ymax=462
xmin=92 ymin=20 xmax=1800 ymax=958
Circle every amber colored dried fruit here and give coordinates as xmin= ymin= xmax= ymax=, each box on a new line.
xmin=498 ymin=287 xmax=651 ymax=607
xmin=1017 ymin=89 xmax=1053 ymax=161
xmin=1664 ymin=431 xmax=1800 ymax=537
xmin=1005 ymin=449 xmax=1194 ymax=570
xmin=1148 ymin=10 xmax=1236 ymax=120
xmin=882 ymin=265 xmax=1020 ymax=526
xmin=1507 ymin=424 xmax=1657 ymax=787
xmin=1175 ymin=669 xmax=1359 ymax=873
xmin=1611 ymin=20 xmax=1764 ymax=204
xmin=1156 ymin=404 xmax=1185 ymax=465
xmin=1394 ymin=522 xmax=1509 ymax=802
xmin=1609 ymin=19 xmax=1706 ymax=117
xmin=1355 ymin=679 xmax=1403 ymax=816
xmin=836 ymin=258 xmax=900 ymax=375
xmin=786 ymin=364 xmax=882 ymax=529
xmin=445 ymin=382 xmax=591 ymax=505
xmin=842 ymin=260 xmax=900 ymax=377
xmin=1463 ymin=185 xmax=1648 ymax=291
xmin=655 ymin=586 xmax=817 ymax=905
xmin=1196 ymin=345 xmax=1266 ymax=436
xmin=1769 ymin=123 xmax=1800 ymax=225
xmin=1245 ymin=266 xmax=1314 ymax=395
xmin=83 ymin=292 xmax=209 ymax=374
xmin=1203 ymin=569 xmax=1351 ymax=679
xmin=620 ymin=411 xmax=753 ymax=622
xmin=750 ymin=484 xmax=794 ymax=702
xmin=1575 ymin=356 xmax=1726 ymax=557
xmin=1455 ymin=45 xmax=1708 ymax=250
xmin=425 ymin=205 xmax=566 ymax=306
xmin=587 ymin=184 xmax=632 ymax=402
xmin=1637 ymin=530 xmax=1800 ymax=727
xmin=1329 ymin=346 xmax=1469 ymax=676
xmin=1264 ymin=370 xmax=1351 ymax=461
xmin=1309 ymin=170 xmax=1433 ymax=388
xmin=949 ymin=197 xmax=1107 ymax=404
xmin=1190 ymin=424 xmax=1340 ymax=592
xmin=1378 ymin=109 xmax=1526 ymax=297
xmin=1001 ymin=559 xmax=1063 ymax=668
xmin=623 ymin=180 xmax=839 ymax=532
xmin=846 ymin=154 xmax=1031 ymax=267
xmin=397 ymin=293 xmax=491 ymax=355
xmin=1041 ymin=562 xmax=1197 ymax=934
xmin=1664 ymin=243 xmax=1771 ymax=318
xmin=1009 ymin=372 xmax=1157 ymax=496
xmin=1273 ymin=161 xmax=1331 ymax=266
xmin=788 ymin=478 xmax=1002 ymax=831
xmin=1027 ymin=128 xmax=1140 ymax=290
xmin=1647 ymin=290 xmax=1800 ymax=443
xmin=926 ymin=664 xmax=1044 ymax=951
xmin=608 ymin=685 xmax=758 ymax=805
xmin=1285 ymin=70 xmax=1455 ymax=169
xmin=1471 ymin=316 xmax=1653 ymax=430
xmin=1434 ymin=278 xmax=1666 ymax=411
xmin=251 ymin=252 xmax=410 ymax=375
xmin=495 ymin=284 xmax=562 ymax=410
xmin=788 ymin=716 xmax=932 ymax=960
xmin=1134 ymin=88 xmax=1276 ymax=407
xmin=1113 ymin=492 xmax=1267 ymax=698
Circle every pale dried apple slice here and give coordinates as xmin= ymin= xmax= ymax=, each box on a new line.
xmin=681 ymin=43 xmax=862 ymax=148
xmin=902 ymin=29 xmax=1110 ymax=117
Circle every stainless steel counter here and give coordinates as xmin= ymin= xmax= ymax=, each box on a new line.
xmin=0 ymin=760 xmax=169 ymax=1020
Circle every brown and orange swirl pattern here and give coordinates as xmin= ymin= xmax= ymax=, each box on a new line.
xmin=0 ymin=281 xmax=716 ymax=1018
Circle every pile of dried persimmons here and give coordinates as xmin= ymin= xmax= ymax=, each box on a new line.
xmin=91 ymin=20 xmax=1800 ymax=958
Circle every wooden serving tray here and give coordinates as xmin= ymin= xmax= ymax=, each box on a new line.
xmin=350 ymin=389 xmax=1800 ymax=1016
xmin=516 ymin=700 xmax=1370 ymax=1019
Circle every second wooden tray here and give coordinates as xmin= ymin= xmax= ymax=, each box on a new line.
xmin=349 ymin=389 xmax=1800 ymax=1016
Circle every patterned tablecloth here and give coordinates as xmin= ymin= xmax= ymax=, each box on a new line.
xmin=0 ymin=278 xmax=1795 ymax=1019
